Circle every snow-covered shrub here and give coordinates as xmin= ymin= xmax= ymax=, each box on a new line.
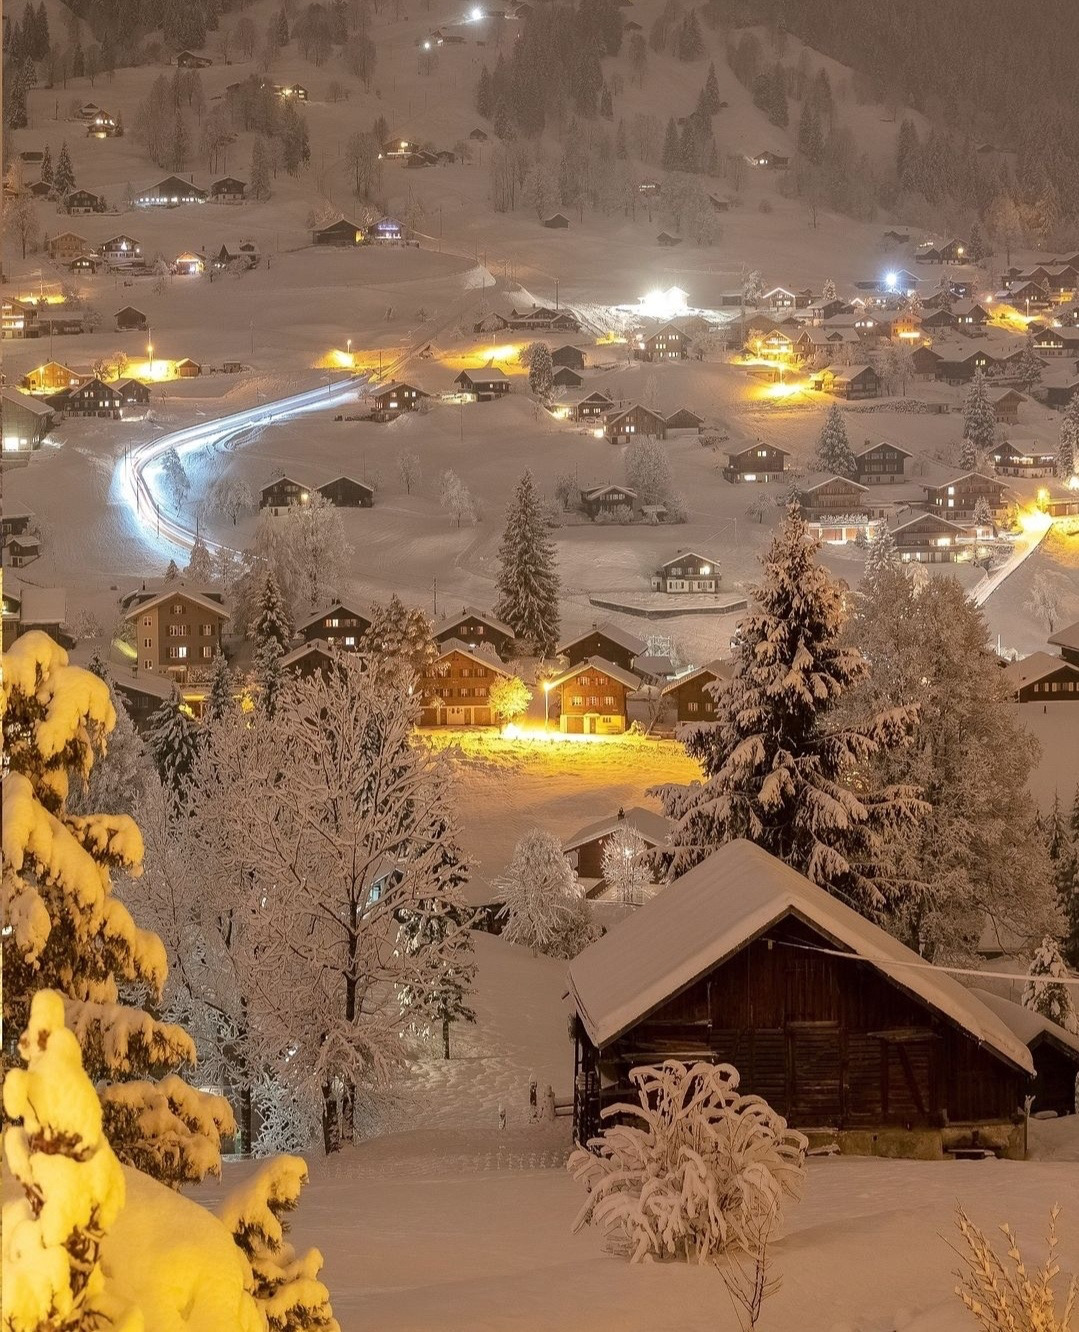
xmin=600 ymin=823 xmax=654 ymax=905
xmin=221 ymin=1156 xmax=340 ymax=1332
xmin=488 ymin=674 xmax=532 ymax=724
xmin=2 ymin=990 xmax=129 ymax=1332
xmin=569 ymin=1060 xmax=807 ymax=1265
xmin=954 ymin=1203 xmax=1077 ymax=1331
xmin=497 ymin=828 xmax=599 ymax=959
xmin=1023 ymin=937 xmax=1079 ymax=1035
xmin=100 ymin=1075 xmax=235 ymax=1188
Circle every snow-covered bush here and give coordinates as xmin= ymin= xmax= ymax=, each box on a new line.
xmin=600 ymin=823 xmax=654 ymax=905
xmin=954 ymin=1203 xmax=1077 ymax=1331
xmin=569 ymin=1060 xmax=807 ymax=1265
xmin=101 ymin=1075 xmax=236 ymax=1188
xmin=2 ymin=990 xmax=129 ymax=1332
xmin=221 ymin=1156 xmax=340 ymax=1332
xmin=1023 ymin=937 xmax=1079 ymax=1035
xmin=488 ymin=674 xmax=532 ymax=724
xmin=496 ymin=828 xmax=599 ymax=959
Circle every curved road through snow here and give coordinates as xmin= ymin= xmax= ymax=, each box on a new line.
xmin=123 ymin=375 xmax=369 ymax=555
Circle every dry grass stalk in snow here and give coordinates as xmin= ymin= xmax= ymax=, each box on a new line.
xmin=954 ymin=1203 xmax=1077 ymax=1331
xmin=569 ymin=1059 xmax=807 ymax=1266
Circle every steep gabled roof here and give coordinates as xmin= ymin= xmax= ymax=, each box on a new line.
xmin=660 ymin=659 xmax=733 ymax=695
xmin=969 ymin=988 xmax=1079 ymax=1061
xmin=280 ymin=638 xmax=337 ymax=670
xmin=431 ymin=639 xmax=513 ymax=676
xmin=1002 ymin=651 xmax=1079 ymax=691
xmin=562 ymin=806 xmax=672 ymax=854
xmin=854 ymin=440 xmax=912 ymax=460
xmin=656 ymin=550 xmax=719 ymax=572
xmin=580 ymin=483 xmax=638 ymax=502
xmin=547 ymin=654 xmax=641 ymax=691
xmin=1048 ymin=621 xmax=1079 ymax=653
xmin=296 ymin=602 xmax=370 ymax=633
xmin=124 ymin=589 xmax=230 ymax=621
xmin=568 ymin=839 xmax=1034 ymax=1071
xmin=557 ymin=622 xmax=646 ymax=657
xmin=435 ymin=605 xmax=515 ymax=639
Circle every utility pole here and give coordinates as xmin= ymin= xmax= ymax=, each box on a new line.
xmin=432 ymin=577 xmax=438 ymax=616
xmin=555 ymin=277 xmax=559 ymax=309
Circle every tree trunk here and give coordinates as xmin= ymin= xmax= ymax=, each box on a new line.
xmin=341 ymin=1080 xmax=356 ymax=1145
xmin=443 ymin=1017 xmax=451 ymax=1060
xmin=322 ymin=1082 xmax=340 ymax=1154
xmin=240 ymin=1085 xmax=253 ymax=1156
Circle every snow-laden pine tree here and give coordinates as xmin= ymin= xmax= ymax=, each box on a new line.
xmin=360 ymin=593 xmax=436 ymax=676
xmin=203 ymin=650 xmax=234 ymax=725
xmin=221 ymin=1157 xmax=339 ymax=1332
xmin=191 ymin=654 xmax=473 ymax=1152
xmin=250 ymin=567 xmax=294 ymax=653
xmin=962 ymin=370 xmax=997 ymax=459
xmin=1058 ymin=393 xmax=1079 ymax=480
xmin=653 ymin=505 xmax=924 ymax=913
xmin=53 ymin=140 xmax=75 ymax=196
xmin=164 ymin=557 xmax=181 ymax=581
xmin=601 ymin=823 xmax=654 ymax=905
xmin=625 ymin=436 xmax=674 ymax=508
xmin=814 ymin=403 xmax=857 ymax=478
xmin=972 ymin=495 xmax=994 ymax=530
xmin=1015 ymin=335 xmax=1044 ymax=394
xmin=862 ymin=523 xmax=900 ymax=590
xmin=1022 ymin=937 xmax=1079 ymax=1035
xmin=822 ymin=276 xmax=837 ymax=301
xmin=497 ymin=828 xmax=599 ymax=958
xmin=185 ymin=534 xmax=215 ymax=582
xmin=2 ymin=990 xmax=129 ymax=1332
xmin=145 ymin=695 xmax=200 ymax=796
xmin=399 ymin=904 xmax=477 ymax=1059
xmin=495 ymin=470 xmax=561 ymax=655
xmin=68 ymin=670 xmax=153 ymax=819
xmin=526 ymin=341 xmax=554 ymax=398
xmin=849 ymin=565 xmax=1061 ymax=957
xmin=1 ymin=633 xmax=232 ymax=1185
xmin=254 ymin=637 xmax=285 ymax=716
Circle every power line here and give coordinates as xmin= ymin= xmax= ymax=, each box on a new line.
xmin=767 ymin=935 xmax=1079 ymax=987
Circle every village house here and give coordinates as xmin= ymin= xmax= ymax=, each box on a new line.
xmin=175 ymin=49 xmax=213 ymax=67
xmin=1048 ymin=622 xmax=1079 ymax=668
xmin=921 ymin=307 xmax=958 ymax=332
xmin=127 ymin=589 xmax=229 ymax=685
xmin=656 ymin=232 xmax=682 ymax=247
xmin=4 ymin=533 xmax=41 ymax=567
xmin=174 ymin=358 xmax=202 ymax=378
xmin=854 ymin=440 xmax=911 ymax=485
xmin=213 ymin=241 xmax=260 ymax=270
xmin=1 ymin=388 xmax=53 ymax=456
xmin=2 ymin=298 xmax=38 ymax=339
xmin=651 ymin=551 xmax=720 ymax=593
xmin=1002 ymin=652 xmax=1079 ymax=703
xmin=891 ymin=510 xmax=972 ymax=563
xmin=910 ymin=345 xmax=943 ymax=380
xmin=312 ymin=218 xmax=364 ymax=245
xmin=561 ymin=807 xmax=671 ymax=899
xmin=259 ymin=475 xmax=310 ymax=514
xmin=453 ymin=368 xmax=511 ymax=398
xmin=601 ymin=403 xmax=667 ymax=444
xmin=21 ymin=361 xmax=90 ymax=394
xmin=1046 ymin=379 xmax=1079 ymax=410
xmin=66 ymin=254 xmax=101 ymax=275
xmin=632 ymin=321 xmax=689 ymax=362
xmin=555 ymin=390 xmax=612 ymax=423
xmin=418 ymin=641 xmax=514 ymax=727
xmin=750 ymin=150 xmax=789 ymax=168
xmin=134 ymin=176 xmax=208 ymax=206
xmin=916 ymin=239 xmax=968 ymax=264
xmin=813 ymin=364 xmax=882 ymax=400
xmin=923 ymin=472 xmax=1010 ymax=522
xmin=952 ymin=301 xmax=990 ymax=328
xmin=661 ymin=659 xmax=733 ymax=724
xmin=1 ymin=511 xmax=34 ymax=541
xmin=558 ymin=623 xmax=646 ymax=673
xmin=370 ymin=381 xmax=428 ymax=418
xmin=2 ymin=583 xmax=69 ymax=652
xmin=797 ymin=474 xmax=871 ymax=522
xmin=547 ymin=657 xmax=641 ymax=735
xmin=971 ymin=990 xmax=1079 ymax=1118
xmin=210 ymin=177 xmax=247 ymax=203
xmin=279 ymin=639 xmax=342 ymax=680
xmin=86 ymin=109 xmax=121 ymax=137
xmin=552 ymin=365 xmax=583 ymax=388
xmin=100 ymin=234 xmax=142 ymax=264
xmin=173 ymin=252 xmax=204 ymax=276
xmin=665 ymin=407 xmax=706 ymax=434
xmin=722 ymin=442 xmax=789 ymax=483
xmin=991 ymin=389 xmax=1024 ymax=424
xmin=934 ymin=349 xmax=1001 ymax=384
xmin=114 ymin=378 xmax=151 ymax=408
xmin=115 ymin=306 xmax=148 ymax=332
xmin=297 ymin=602 xmax=372 ymax=649
xmin=434 ymin=607 xmax=516 ymax=659
xmin=275 ymin=83 xmax=309 ymax=99
xmin=541 ymin=213 xmax=570 ymax=229
xmin=579 ymin=483 xmax=638 ymax=520
xmin=505 ymin=306 xmax=580 ymax=333
xmin=369 ymin=217 xmax=405 ymax=243
xmin=44 ymin=231 xmax=88 ymax=261
xmin=316 ymin=475 xmax=374 ymax=508
xmin=989 ymin=440 xmax=1057 ymax=478
xmin=63 ymin=189 xmax=106 ymax=215
xmin=59 ymin=378 xmax=123 ymax=419
xmin=1001 ymin=280 xmax=1051 ymax=311
xmin=568 ymin=839 xmax=1035 ymax=1151
xmin=551 ymin=345 xmax=585 ymax=370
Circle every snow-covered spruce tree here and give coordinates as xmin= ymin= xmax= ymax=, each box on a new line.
xmin=53 ymin=140 xmax=75 ymax=196
xmin=813 ymin=402 xmax=856 ymax=478
xmin=972 ymin=494 xmax=994 ymax=530
xmin=399 ymin=904 xmax=477 ymax=1059
xmin=848 ymin=565 xmax=1060 ymax=957
xmin=254 ymin=637 xmax=285 ymax=717
xmin=1058 ymin=393 xmax=1079 ymax=480
xmin=1 ymin=633 xmax=232 ymax=1185
xmin=1015 ymin=335 xmax=1044 ymax=394
xmin=495 ymin=470 xmax=561 ymax=655
xmin=192 ymin=654 xmax=473 ymax=1153
xmin=2 ymin=990 xmax=130 ymax=1332
xmin=569 ymin=1060 xmax=807 ymax=1265
xmin=164 ymin=557 xmax=181 ymax=581
xmin=625 ymin=435 xmax=674 ymax=508
xmin=359 ymin=593 xmax=436 ymax=677
xmin=525 ymin=341 xmax=554 ymax=399
xmin=1022 ymin=937 xmax=1079 ymax=1035
xmin=861 ymin=523 xmax=900 ymax=591
xmin=600 ymin=823 xmax=654 ymax=905
xmin=962 ymin=370 xmax=997 ymax=460
xmin=822 ymin=276 xmax=837 ymax=302
xmin=185 ymin=534 xmax=215 ymax=583
xmin=68 ymin=669 xmax=153 ymax=819
xmin=653 ymin=504 xmax=924 ymax=914
xmin=203 ymin=650 xmax=234 ymax=725
xmin=145 ymin=695 xmax=200 ymax=797
xmin=221 ymin=1156 xmax=339 ymax=1332
xmin=496 ymin=828 xmax=599 ymax=958
xmin=249 ymin=567 xmax=294 ymax=652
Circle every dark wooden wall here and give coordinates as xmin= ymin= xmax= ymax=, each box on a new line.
xmin=1031 ymin=1038 xmax=1079 ymax=1116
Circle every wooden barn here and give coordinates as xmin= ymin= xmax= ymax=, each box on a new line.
xmin=434 ymin=606 xmax=515 ymax=659
xmin=547 ymin=657 xmax=640 ymax=735
xmin=297 ymin=602 xmax=371 ymax=649
xmin=562 ymin=806 xmax=671 ymax=897
xmin=661 ymin=659 xmax=732 ymax=723
xmin=418 ymin=641 xmax=513 ymax=727
xmin=1002 ymin=652 xmax=1079 ymax=703
xmin=569 ymin=840 xmax=1035 ymax=1154
xmin=316 ymin=475 xmax=374 ymax=507
xmin=558 ymin=622 xmax=646 ymax=672
xmin=722 ymin=442 xmax=789 ymax=484
xmin=972 ymin=989 xmax=1079 ymax=1117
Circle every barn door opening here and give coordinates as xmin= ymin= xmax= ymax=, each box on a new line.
xmin=878 ymin=1033 xmax=934 ymax=1126
xmin=788 ymin=1021 xmax=843 ymax=1127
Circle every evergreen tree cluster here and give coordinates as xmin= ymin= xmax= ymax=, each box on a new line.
xmin=1042 ymin=789 xmax=1079 ymax=972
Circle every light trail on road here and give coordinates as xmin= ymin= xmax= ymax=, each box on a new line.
xmin=121 ymin=375 xmax=368 ymax=556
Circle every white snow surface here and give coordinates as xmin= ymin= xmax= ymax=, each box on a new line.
xmin=568 ymin=839 xmax=1034 ymax=1071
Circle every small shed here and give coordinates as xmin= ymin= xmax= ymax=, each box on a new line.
xmin=115 ymin=306 xmax=148 ymax=332
xmin=971 ymin=989 xmax=1079 ymax=1116
xmin=174 ymin=358 xmax=202 ymax=378
xmin=316 ymin=475 xmax=374 ymax=508
xmin=312 ymin=219 xmax=364 ymax=246
xmin=542 ymin=213 xmax=570 ymax=228
xmin=657 ymin=232 xmax=683 ymax=247
xmin=569 ymin=840 xmax=1034 ymax=1151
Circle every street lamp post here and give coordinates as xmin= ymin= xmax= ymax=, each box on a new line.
xmin=543 ymin=680 xmax=551 ymax=730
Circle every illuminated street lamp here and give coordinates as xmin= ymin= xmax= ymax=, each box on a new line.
xmin=542 ymin=680 xmax=552 ymax=730
xmin=347 ymin=337 xmax=353 ymax=365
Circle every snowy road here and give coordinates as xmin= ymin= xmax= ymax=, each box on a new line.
xmin=122 ymin=375 xmax=369 ymax=556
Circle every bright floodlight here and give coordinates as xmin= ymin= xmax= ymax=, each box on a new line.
xmin=884 ymin=271 xmax=898 ymax=289
xmin=638 ymin=286 xmax=689 ymax=319
xmin=470 ymin=6 xmax=483 ymax=18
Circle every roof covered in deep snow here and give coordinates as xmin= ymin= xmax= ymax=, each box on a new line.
xmin=568 ymin=839 xmax=1034 ymax=1074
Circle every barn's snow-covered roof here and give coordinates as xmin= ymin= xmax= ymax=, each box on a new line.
xmin=568 ymin=839 xmax=1034 ymax=1073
